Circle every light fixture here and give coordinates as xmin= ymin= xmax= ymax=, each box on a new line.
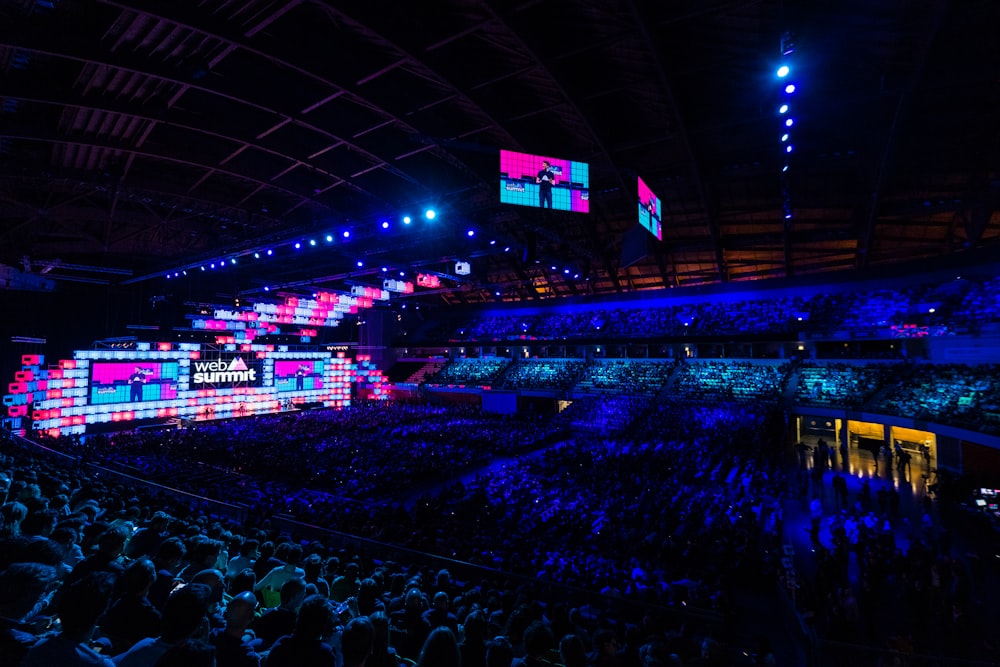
xmin=776 ymin=65 xmax=790 ymax=78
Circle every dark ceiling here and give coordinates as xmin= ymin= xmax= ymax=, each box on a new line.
xmin=0 ymin=0 xmax=998 ymax=309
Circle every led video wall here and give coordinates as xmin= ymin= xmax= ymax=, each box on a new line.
xmin=499 ymin=149 xmax=590 ymax=212
xmin=89 ymin=361 xmax=180 ymax=405
xmin=3 ymin=345 xmax=387 ymax=439
xmin=637 ymin=176 xmax=663 ymax=241
xmin=274 ymin=359 xmax=325 ymax=392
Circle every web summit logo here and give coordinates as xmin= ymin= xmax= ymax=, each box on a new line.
xmin=192 ymin=356 xmax=257 ymax=385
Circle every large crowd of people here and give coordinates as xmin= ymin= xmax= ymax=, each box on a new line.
xmin=443 ymin=272 xmax=1000 ymax=343
xmin=0 ymin=395 xmax=785 ymax=667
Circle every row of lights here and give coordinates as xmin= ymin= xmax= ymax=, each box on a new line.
xmin=165 ymin=209 xmax=446 ymax=279
xmin=777 ymin=31 xmax=796 ymax=222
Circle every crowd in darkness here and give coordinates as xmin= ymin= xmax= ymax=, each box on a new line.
xmin=0 ymin=396 xmax=785 ymax=667
xmin=447 ymin=273 xmax=1000 ymax=342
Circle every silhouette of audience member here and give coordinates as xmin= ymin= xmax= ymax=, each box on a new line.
xmin=255 ymin=543 xmax=305 ymax=599
xmin=113 ymin=582 xmax=213 ymax=667
xmin=148 ymin=538 xmax=187 ymax=611
xmin=250 ymin=576 xmax=306 ymax=651
xmin=0 ymin=562 xmax=58 ymax=666
xmin=515 ymin=621 xmax=556 ymax=667
xmin=421 ymin=590 xmax=459 ymax=635
xmin=22 ymin=572 xmax=116 ymax=667
xmin=415 ymin=626 xmax=461 ymax=667
xmin=265 ymin=594 xmax=338 ymax=667
xmin=209 ymin=591 xmax=261 ymax=667
xmin=100 ymin=558 xmax=161 ymax=653
xmin=152 ymin=639 xmax=216 ymax=667
xmin=341 ymin=615 xmax=375 ymax=667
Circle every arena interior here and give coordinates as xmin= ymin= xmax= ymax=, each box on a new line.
xmin=1 ymin=1 xmax=999 ymax=666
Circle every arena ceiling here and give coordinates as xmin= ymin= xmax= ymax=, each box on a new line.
xmin=0 ymin=0 xmax=998 ymax=309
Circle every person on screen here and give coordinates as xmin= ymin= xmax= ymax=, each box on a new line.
xmin=295 ymin=364 xmax=308 ymax=391
xmin=536 ymin=160 xmax=556 ymax=208
xmin=129 ymin=367 xmax=149 ymax=402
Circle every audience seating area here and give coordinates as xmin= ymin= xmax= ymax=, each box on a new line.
xmin=573 ymin=359 xmax=676 ymax=395
xmin=0 ymin=395 xmax=782 ymax=667
xmin=666 ymin=361 xmax=790 ymax=404
xmin=794 ymin=362 xmax=907 ymax=408
xmin=873 ymin=363 xmax=1000 ymax=433
xmin=424 ymin=357 xmax=509 ymax=386
xmin=497 ymin=359 xmax=586 ymax=390
xmin=444 ymin=272 xmax=1000 ymax=343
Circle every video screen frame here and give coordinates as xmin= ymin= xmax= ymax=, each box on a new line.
xmin=637 ymin=176 xmax=663 ymax=241
xmin=500 ymin=149 xmax=590 ymax=212
xmin=274 ymin=359 xmax=326 ymax=392
xmin=89 ymin=360 xmax=180 ymax=405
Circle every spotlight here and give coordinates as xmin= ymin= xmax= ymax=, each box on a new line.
xmin=785 ymin=118 xmax=794 ymax=127
xmin=357 ymin=260 xmax=364 ymax=267
xmin=573 ymin=273 xmax=580 ymax=279
xmin=309 ymin=239 xmax=316 ymax=246
xmin=343 ymin=230 xmax=350 ymax=238
xmin=266 ymin=249 xmax=273 ymax=256
xmin=254 ymin=252 xmax=260 ymax=259
xmin=779 ymin=104 xmax=789 ymax=114
xmin=563 ymin=268 xmax=570 ymax=274
xmin=182 ymin=270 xmax=187 ymax=276
xmin=231 ymin=258 xmax=237 ymax=264
xmin=263 ymin=286 xmax=269 ymax=292
xmin=424 ymin=209 xmax=436 ymax=220
xmin=785 ymin=212 xmax=793 ymax=219
xmin=495 ymin=291 xmax=501 ymax=296
xmin=210 ymin=263 xmax=216 ymax=268
xmin=551 ymin=265 xmax=557 ymax=271
xmin=781 ymin=133 xmax=789 ymax=142
xmin=784 ymin=84 xmax=796 ymax=94
xmin=165 ymin=273 xmax=171 ymax=279
xmin=786 ymin=145 xmax=793 ymax=153
xmin=326 ymin=235 xmax=333 ymax=242
xmin=381 ymin=221 xmax=390 ymax=229
xmin=294 ymin=242 xmax=301 ymax=249
xmin=776 ymin=65 xmax=790 ymax=78
xmin=490 ymin=240 xmax=496 ymax=245
xmin=467 ymin=229 xmax=475 ymax=237
xmin=403 ymin=216 xmax=412 ymax=224
xmin=782 ymin=165 xmax=789 ymax=172
xmin=381 ymin=267 xmax=388 ymax=272
xmin=504 ymin=246 xmax=510 ymax=252
xmin=200 ymin=266 xmax=206 ymax=271
xmin=399 ymin=271 xmax=405 ymax=277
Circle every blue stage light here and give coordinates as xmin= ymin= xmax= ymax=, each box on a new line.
xmin=343 ymin=230 xmax=350 ymax=238
xmin=294 ymin=242 xmax=301 ymax=249
xmin=210 ymin=263 xmax=216 ymax=268
xmin=782 ymin=165 xmax=789 ymax=172
xmin=785 ymin=84 xmax=796 ymax=94
xmin=425 ymin=209 xmax=436 ymax=220
xmin=254 ymin=252 xmax=260 ymax=259
xmin=266 ymin=249 xmax=273 ymax=256
xmin=786 ymin=145 xmax=794 ymax=153
xmin=403 ymin=216 xmax=412 ymax=224
xmin=231 ymin=258 xmax=237 ymax=265
xmin=779 ymin=104 xmax=789 ymax=114
xmin=381 ymin=221 xmax=390 ymax=229
xmin=785 ymin=118 xmax=794 ymax=127
xmin=776 ymin=65 xmax=790 ymax=78
xmin=200 ymin=266 xmax=206 ymax=271
xmin=781 ymin=134 xmax=789 ymax=142
xmin=467 ymin=229 xmax=475 ymax=237
xmin=165 ymin=273 xmax=171 ymax=279
xmin=357 ymin=260 xmax=364 ymax=267
xmin=326 ymin=235 xmax=333 ymax=242
xmin=263 ymin=286 xmax=269 ymax=292
xmin=309 ymin=239 xmax=316 ymax=246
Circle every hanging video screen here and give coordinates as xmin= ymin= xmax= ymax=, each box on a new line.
xmin=89 ymin=361 xmax=180 ymax=405
xmin=274 ymin=359 xmax=326 ymax=392
xmin=500 ymin=149 xmax=589 ymax=212
xmin=637 ymin=176 xmax=663 ymax=241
